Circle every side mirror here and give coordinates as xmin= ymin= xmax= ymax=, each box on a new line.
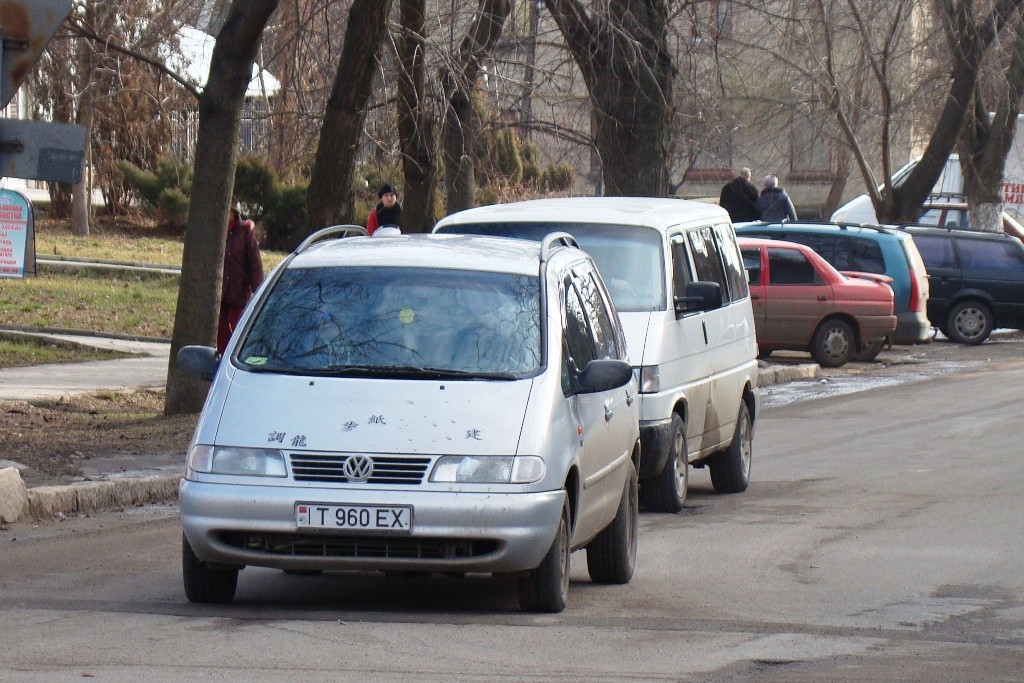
xmin=178 ymin=345 xmax=220 ymax=382
xmin=674 ymin=281 xmax=723 ymax=316
xmin=577 ymin=359 xmax=633 ymax=394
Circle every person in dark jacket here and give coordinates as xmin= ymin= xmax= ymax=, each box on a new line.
xmin=755 ymin=175 xmax=798 ymax=222
xmin=218 ymin=205 xmax=264 ymax=354
xmin=719 ymin=167 xmax=761 ymax=222
xmin=366 ymin=183 xmax=402 ymax=235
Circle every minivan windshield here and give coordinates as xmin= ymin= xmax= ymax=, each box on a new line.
xmin=435 ymin=222 xmax=666 ymax=311
xmin=237 ymin=266 xmax=541 ymax=378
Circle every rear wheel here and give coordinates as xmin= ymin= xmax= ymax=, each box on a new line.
xmin=945 ymin=299 xmax=993 ymax=345
xmin=182 ymin=534 xmax=239 ymax=604
xmin=586 ymin=461 xmax=638 ymax=584
xmin=518 ymin=494 xmax=571 ymax=613
xmin=709 ymin=402 xmax=752 ymax=494
xmin=853 ymin=339 xmax=884 ymax=362
xmin=811 ymin=318 xmax=855 ymax=367
xmin=639 ymin=414 xmax=687 ymax=513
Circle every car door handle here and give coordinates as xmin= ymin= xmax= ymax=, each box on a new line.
xmin=604 ymin=401 xmax=614 ymax=421
xmin=817 ymin=295 xmax=828 ymax=301
xmin=626 ymin=392 xmax=634 ymax=406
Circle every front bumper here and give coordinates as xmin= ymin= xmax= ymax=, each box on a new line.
xmin=638 ymin=418 xmax=673 ymax=479
xmin=180 ymin=480 xmax=564 ymax=574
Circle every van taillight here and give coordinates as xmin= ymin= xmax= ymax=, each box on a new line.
xmin=908 ymin=270 xmax=923 ymax=312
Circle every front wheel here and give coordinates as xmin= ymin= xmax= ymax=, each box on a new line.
xmin=518 ymin=494 xmax=571 ymax=613
xmin=182 ymin=534 xmax=239 ymax=604
xmin=586 ymin=460 xmax=638 ymax=584
xmin=709 ymin=402 xmax=753 ymax=494
xmin=639 ymin=414 xmax=687 ymax=513
xmin=811 ymin=318 xmax=855 ymax=367
xmin=945 ymin=299 xmax=993 ymax=345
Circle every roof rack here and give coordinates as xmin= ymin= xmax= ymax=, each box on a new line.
xmin=540 ymin=231 xmax=580 ymax=262
xmin=294 ymin=225 xmax=368 ymax=254
xmin=753 ymin=219 xmax=893 ymax=234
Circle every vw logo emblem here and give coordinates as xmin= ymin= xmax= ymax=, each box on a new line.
xmin=343 ymin=455 xmax=374 ymax=482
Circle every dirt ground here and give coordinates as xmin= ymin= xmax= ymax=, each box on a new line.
xmin=0 ymin=389 xmax=196 ymax=488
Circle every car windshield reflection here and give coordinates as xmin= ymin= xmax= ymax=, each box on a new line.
xmin=237 ymin=266 xmax=541 ymax=377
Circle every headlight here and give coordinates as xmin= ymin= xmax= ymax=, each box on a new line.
xmin=187 ymin=444 xmax=287 ymax=477
xmin=637 ymin=365 xmax=660 ymax=393
xmin=430 ymin=455 xmax=545 ymax=484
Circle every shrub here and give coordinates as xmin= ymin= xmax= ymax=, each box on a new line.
xmin=157 ymin=187 xmax=190 ymax=232
xmin=235 ymin=155 xmax=280 ymax=219
xmin=262 ymin=183 xmax=309 ymax=251
xmin=521 ymin=142 xmax=541 ymax=185
xmin=115 ymin=161 xmax=161 ymax=206
xmin=493 ymin=128 xmax=523 ymax=184
xmin=541 ymin=162 xmax=575 ymax=192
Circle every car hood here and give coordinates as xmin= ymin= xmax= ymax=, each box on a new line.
xmin=213 ymin=371 xmax=533 ymax=455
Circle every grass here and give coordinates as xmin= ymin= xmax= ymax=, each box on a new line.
xmin=0 ymin=270 xmax=179 ymax=338
xmin=33 ymin=219 xmax=287 ymax=270
xmin=0 ymin=336 xmax=133 ymax=369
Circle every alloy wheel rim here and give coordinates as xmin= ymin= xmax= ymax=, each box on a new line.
xmin=824 ymin=327 xmax=850 ymax=359
xmin=672 ymin=428 xmax=686 ymax=494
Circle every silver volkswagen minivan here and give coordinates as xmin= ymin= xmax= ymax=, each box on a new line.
xmin=178 ymin=230 xmax=640 ymax=613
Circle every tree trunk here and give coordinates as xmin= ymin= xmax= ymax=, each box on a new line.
xmin=164 ymin=0 xmax=280 ymax=416
xmin=441 ymin=0 xmax=511 ymax=214
xmin=959 ymin=15 xmax=1024 ymax=233
xmin=303 ymin=0 xmax=393 ymax=244
xmin=71 ymin=92 xmax=93 ymax=237
xmin=546 ymin=0 xmax=673 ymax=197
xmin=396 ymin=0 xmax=437 ymax=233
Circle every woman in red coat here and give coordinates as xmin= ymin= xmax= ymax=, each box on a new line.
xmin=217 ymin=206 xmax=264 ymax=354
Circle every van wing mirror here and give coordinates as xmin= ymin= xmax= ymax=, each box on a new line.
xmin=577 ymin=359 xmax=633 ymax=394
xmin=674 ymin=281 xmax=723 ymax=316
xmin=178 ymin=345 xmax=220 ymax=382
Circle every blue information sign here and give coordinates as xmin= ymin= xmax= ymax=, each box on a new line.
xmin=0 ymin=189 xmax=34 ymax=278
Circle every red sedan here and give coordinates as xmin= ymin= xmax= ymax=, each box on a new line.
xmin=738 ymin=237 xmax=897 ymax=367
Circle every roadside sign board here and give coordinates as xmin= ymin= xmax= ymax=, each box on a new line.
xmin=0 ymin=0 xmax=72 ymax=108
xmin=0 ymin=118 xmax=84 ymax=184
xmin=0 ymin=187 xmax=33 ymax=277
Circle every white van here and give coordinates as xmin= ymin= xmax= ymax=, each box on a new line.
xmin=434 ymin=197 xmax=760 ymax=512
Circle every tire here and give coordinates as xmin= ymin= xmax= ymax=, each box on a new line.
xmin=945 ymin=299 xmax=993 ymax=345
xmin=182 ymin=534 xmax=239 ymax=604
xmin=709 ymin=402 xmax=752 ymax=494
xmin=638 ymin=414 xmax=687 ymax=513
xmin=853 ymin=339 xmax=884 ymax=362
xmin=810 ymin=318 xmax=855 ymax=368
xmin=586 ymin=461 xmax=638 ymax=584
xmin=518 ymin=494 xmax=571 ymax=613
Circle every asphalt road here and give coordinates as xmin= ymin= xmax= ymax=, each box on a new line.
xmin=1 ymin=353 xmax=1022 ymax=681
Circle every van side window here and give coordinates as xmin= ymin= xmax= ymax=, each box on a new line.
xmin=563 ymin=283 xmax=597 ymax=376
xmin=767 ymin=247 xmax=819 ymax=285
xmin=670 ymin=235 xmax=694 ymax=299
xmin=850 ymin=237 xmax=885 ymax=273
xmin=912 ymin=235 xmax=956 ymax=269
xmin=957 ymin=238 xmax=1021 ymax=270
xmin=574 ymin=268 xmax=621 ymax=360
xmin=688 ymin=226 xmax=729 ymax=294
xmin=714 ymin=224 xmax=749 ymax=300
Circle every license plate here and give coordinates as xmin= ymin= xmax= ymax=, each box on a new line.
xmin=296 ymin=503 xmax=412 ymax=532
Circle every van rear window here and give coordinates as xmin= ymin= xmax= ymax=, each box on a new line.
xmin=436 ymin=222 xmax=666 ymax=312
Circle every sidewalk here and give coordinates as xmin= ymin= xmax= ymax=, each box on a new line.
xmin=0 ymin=329 xmax=819 ymax=524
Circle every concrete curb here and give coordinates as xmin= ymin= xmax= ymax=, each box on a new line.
xmin=757 ymin=363 xmax=820 ymax=385
xmin=0 ymin=467 xmax=180 ymax=523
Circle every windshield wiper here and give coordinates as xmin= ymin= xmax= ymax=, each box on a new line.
xmin=318 ymin=364 xmax=520 ymax=380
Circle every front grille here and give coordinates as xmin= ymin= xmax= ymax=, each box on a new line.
xmin=290 ymin=453 xmax=431 ymax=484
xmin=221 ymin=532 xmax=499 ymax=560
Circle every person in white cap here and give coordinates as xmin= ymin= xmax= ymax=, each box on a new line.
xmin=755 ymin=175 xmax=797 ymax=222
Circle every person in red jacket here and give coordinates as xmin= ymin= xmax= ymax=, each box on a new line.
xmin=218 ymin=205 xmax=264 ymax=354
xmin=365 ymin=182 xmax=402 ymax=235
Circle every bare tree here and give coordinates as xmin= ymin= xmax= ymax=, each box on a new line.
xmin=395 ymin=0 xmax=437 ymax=232
xmin=958 ymin=13 xmax=1024 ymax=232
xmin=303 ymin=0 xmax=394 ymax=239
xmin=544 ymin=0 xmax=674 ymax=197
xmin=165 ymin=0 xmax=280 ymax=416
xmin=440 ymin=0 xmax=512 ymax=213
